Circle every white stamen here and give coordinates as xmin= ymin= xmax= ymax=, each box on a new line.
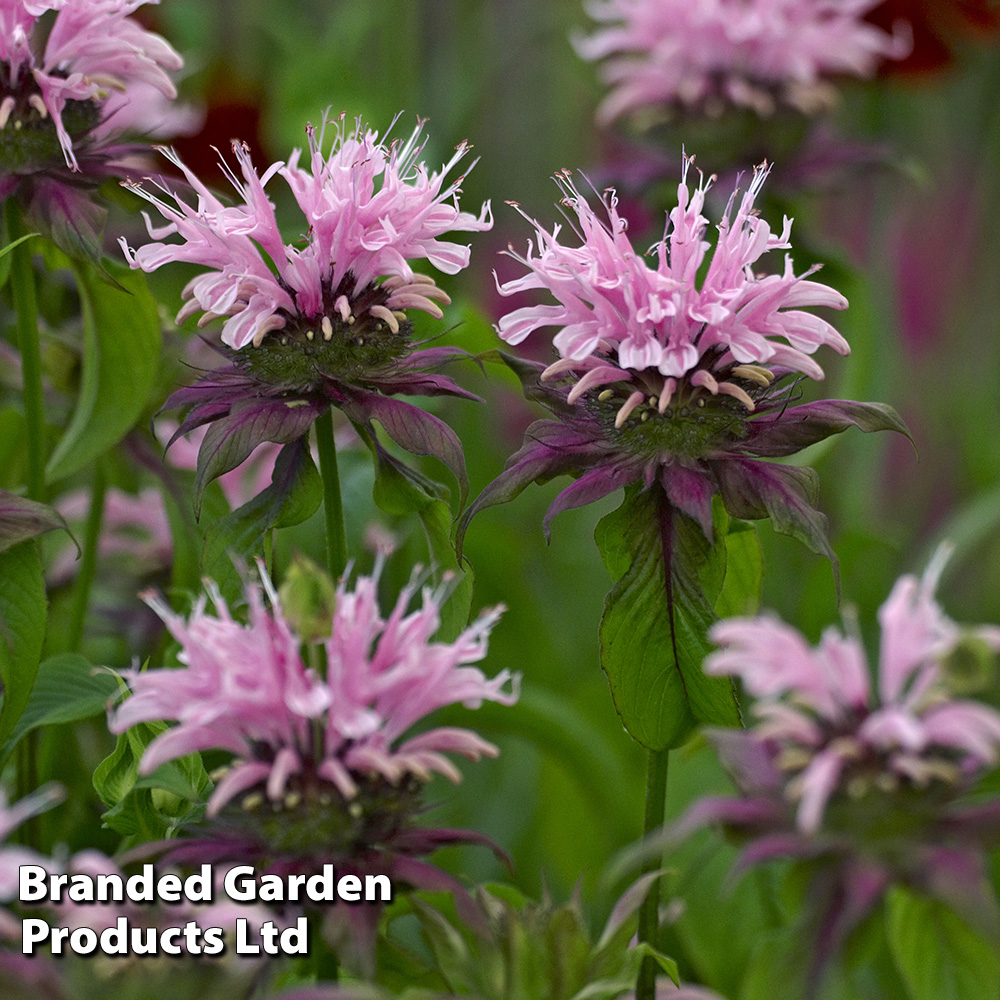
xmin=370 ymin=304 xmax=400 ymax=333
xmin=690 ymin=369 xmax=719 ymax=394
xmin=717 ymin=381 xmax=756 ymax=411
xmin=614 ymin=390 xmax=646 ymax=428
xmin=321 ymin=315 xmax=333 ymax=341
xmin=659 ymin=377 xmax=677 ymax=413
xmin=27 ymin=94 xmax=48 ymax=118
xmin=731 ymin=364 xmax=774 ymax=387
xmin=0 ymin=96 xmax=14 ymax=130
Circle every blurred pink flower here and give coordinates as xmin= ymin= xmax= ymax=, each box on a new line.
xmin=121 ymin=115 xmax=493 ymax=351
xmin=110 ymin=569 xmax=518 ymax=817
xmin=0 ymin=0 xmax=182 ymax=170
xmin=656 ymin=551 xmax=1000 ymax=984
xmin=0 ymin=0 xmax=190 ymax=261
xmin=577 ymin=0 xmax=910 ymax=122
xmin=706 ymin=546 xmax=1000 ymax=834
xmin=0 ymin=785 xmax=61 ymax=940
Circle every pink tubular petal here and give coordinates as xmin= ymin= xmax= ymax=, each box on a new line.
xmin=207 ymin=761 xmax=272 ymax=817
xmin=794 ymin=748 xmax=844 ymax=835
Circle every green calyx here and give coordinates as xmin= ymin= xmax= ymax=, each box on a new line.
xmin=217 ymin=770 xmax=423 ymax=862
xmin=234 ymin=308 xmax=414 ymax=391
xmin=593 ymin=393 xmax=748 ymax=461
xmin=0 ymin=93 xmax=102 ymax=173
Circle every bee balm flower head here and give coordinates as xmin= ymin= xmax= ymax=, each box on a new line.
xmin=461 ymin=157 xmax=906 ymax=563
xmin=108 ymin=566 xmax=518 ymax=923
xmin=121 ymin=115 xmax=493 ymax=504
xmin=660 ymin=551 xmax=1000 ymax=978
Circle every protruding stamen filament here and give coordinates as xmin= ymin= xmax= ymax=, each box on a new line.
xmin=731 ymin=364 xmax=774 ymax=387
xmin=567 ymin=366 xmax=618 ymax=403
xmin=0 ymin=97 xmax=14 ymax=130
xmin=658 ymin=377 xmax=677 ymax=413
xmin=370 ymin=304 xmax=400 ymax=333
xmin=251 ymin=313 xmax=286 ymax=346
xmin=690 ymin=369 xmax=719 ymax=394
xmin=614 ymin=390 xmax=646 ymax=428
xmin=717 ymin=381 xmax=756 ymax=411
xmin=541 ymin=357 xmax=581 ymax=381
xmin=27 ymin=94 xmax=48 ymax=118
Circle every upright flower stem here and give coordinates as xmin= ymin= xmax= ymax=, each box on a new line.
xmin=636 ymin=747 xmax=669 ymax=1000
xmin=66 ymin=463 xmax=107 ymax=653
xmin=6 ymin=206 xmax=46 ymax=502
xmin=315 ymin=409 xmax=346 ymax=581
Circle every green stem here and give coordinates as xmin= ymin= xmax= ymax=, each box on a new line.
xmin=636 ymin=748 xmax=669 ymax=1000
xmin=66 ymin=462 xmax=106 ymax=653
xmin=315 ymin=409 xmax=346 ymax=580
xmin=7 ymin=205 xmax=46 ymax=502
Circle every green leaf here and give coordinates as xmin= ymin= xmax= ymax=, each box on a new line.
xmin=45 ymin=258 xmax=161 ymax=483
xmin=595 ymin=486 xmax=740 ymax=751
xmin=714 ymin=519 xmax=764 ymax=619
xmin=0 ymin=542 xmax=46 ymax=745
xmin=201 ymin=438 xmax=322 ymax=603
xmin=93 ymin=729 xmax=141 ymax=808
xmin=887 ymin=886 xmax=1000 ymax=1000
xmin=372 ymin=444 xmax=471 ymax=642
xmin=2 ymin=653 xmax=118 ymax=759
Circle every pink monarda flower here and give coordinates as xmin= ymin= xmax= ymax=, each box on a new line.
xmin=577 ymin=0 xmax=910 ymax=123
xmin=120 ymin=115 xmax=492 ymax=506
xmin=462 ymin=159 xmax=905 ymax=564
xmin=108 ymin=567 xmax=517 ymax=961
xmin=0 ymin=0 xmax=188 ymax=258
xmin=664 ymin=551 xmax=1000 ymax=988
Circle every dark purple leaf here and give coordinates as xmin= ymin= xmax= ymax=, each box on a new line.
xmin=740 ymin=399 xmax=912 ymax=458
xmin=0 ymin=491 xmax=73 ymax=553
xmin=713 ymin=457 xmax=837 ymax=585
xmin=543 ymin=464 xmax=629 ymax=540
xmin=662 ymin=462 xmax=716 ymax=541
xmin=343 ymin=390 xmax=468 ymax=503
xmin=194 ymin=398 xmax=324 ymax=515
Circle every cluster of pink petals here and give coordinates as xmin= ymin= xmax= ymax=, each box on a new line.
xmin=577 ymin=0 xmax=910 ymax=122
xmin=120 ymin=115 xmax=494 ymax=350
xmin=109 ymin=570 xmax=518 ymax=817
xmin=0 ymin=0 xmax=183 ymax=168
xmin=498 ymin=159 xmax=848 ymax=404
xmin=706 ymin=548 xmax=1000 ymax=835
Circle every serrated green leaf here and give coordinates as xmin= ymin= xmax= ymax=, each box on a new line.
xmin=887 ymin=886 xmax=1000 ymax=1000
xmin=0 ymin=542 xmax=46 ymax=745
xmin=596 ymin=487 xmax=741 ymax=750
xmin=201 ymin=438 xmax=322 ymax=603
xmin=2 ymin=653 xmax=118 ymax=759
xmin=45 ymin=259 xmax=161 ymax=482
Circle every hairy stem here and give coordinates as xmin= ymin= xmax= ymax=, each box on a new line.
xmin=7 ymin=206 xmax=46 ymax=501
xmin=315 ymin=409 xmax=346 ymax=581
xmin=636 ymin=747 xmax=670 ymax=1000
